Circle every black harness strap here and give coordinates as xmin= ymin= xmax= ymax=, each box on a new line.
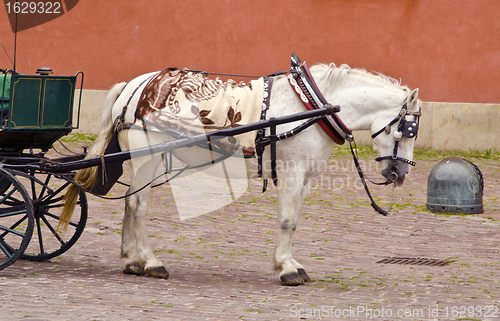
xmin=269 ymin=117 xmax=278 ymax=185
xmin=371 ymin=110 xmax=404 ymax=138
xmin=350 ymin=141 xmax=388 ymax=216
xmin=113 ymin=75 xmax=155 ymax=133
xmin=256 ymin=77 xmax=272 ymax=191
xmin=255 ymin=76 xmax=337 ymax=190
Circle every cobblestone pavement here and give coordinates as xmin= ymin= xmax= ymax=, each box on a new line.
xmin=1 ymin=144 xmax=499 ymax=321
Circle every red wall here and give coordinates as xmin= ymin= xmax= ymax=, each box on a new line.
xmin=0 ymin=0 xmax=499 ymax=103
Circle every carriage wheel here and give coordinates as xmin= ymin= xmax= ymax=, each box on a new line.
xmin=0 ymin=168 xmax=35 ymax=270
xmin=19 ymin=172 xmax=88 ymax=261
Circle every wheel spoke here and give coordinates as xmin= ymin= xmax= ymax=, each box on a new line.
xmin=40 ymin=207 xmax=81 ymax=228
xmin=38 ymin=197 xmax=64 ymax=207
xmin=40 ymin=199 xmax=82 ymax=210
xmin=41 ymin=211 xmax=59 ymax=221
xmin=1 ymin=195 xmax=24 ymax=205
xmin=0 ymin=223 xmax=27 ymax=238
xmin=0 ymin=213 xmax=28 ymax=238
xmin=38 ymin=174 xmax=52 ymax=199
xmin=44 ymin=181 xmax=71 ymax=203
xmin=0 ymin=185 xmax=20 ymax=205
xmin=40 ymin=213 xmax=66 ymax=246
xmin=0 ymin=239 xmax=14 ymax=258
xmin=0 ymin=206 xmax=30 ymax=217
xmin=34 ymin=216 xmax=46 ymax=256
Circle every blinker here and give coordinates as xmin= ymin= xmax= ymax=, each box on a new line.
xmin=383 ymin=116 xmax=419 ymax=139
xmin=401 ymin=120 xmax=419 ymax=138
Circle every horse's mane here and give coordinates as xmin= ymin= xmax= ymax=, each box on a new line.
xmin=310 ymin=63 xmax=410 ymax=96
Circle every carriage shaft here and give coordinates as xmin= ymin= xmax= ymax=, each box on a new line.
xmin=8 ymin=106 xmax=338 ymax=173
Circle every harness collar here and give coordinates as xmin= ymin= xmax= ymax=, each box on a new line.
xmin=288 ymin=53 xmax=353 ymax=145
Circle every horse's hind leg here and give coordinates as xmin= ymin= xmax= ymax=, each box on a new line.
xmin=273 ymin=177 xmax=311 ymax=286
xmin=121 ymin=189 xmax=145 ymax=276
xmin=121 ymin=156 xmax=169 ymax=279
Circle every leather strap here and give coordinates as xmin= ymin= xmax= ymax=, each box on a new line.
xmin=350 ymin=142 xmax=388 ymax=216
xmin=256 ymin=77 xmax=273 ymax=191
xmin=288 ymin=53 xmax=353 ymax=145
xmin=287 ymin=73 xmax=346 ymax=144
xmin=269 ymin=117 xmax=278 ymax=185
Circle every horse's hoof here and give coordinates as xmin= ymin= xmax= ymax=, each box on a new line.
xmin=297 ymin=268 xmax=311 ymax=282
xmin=123 ymin=262 xmax=145 ymax=276
xmin=145 ymin=266 xmax=170 ymax=279
xmin=280 ymin=272 xmax=305 ymax=286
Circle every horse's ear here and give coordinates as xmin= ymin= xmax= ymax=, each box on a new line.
xmin=408 ymin=88 xmax=419 ymax=107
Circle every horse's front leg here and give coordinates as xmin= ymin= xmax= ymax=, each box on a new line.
xmin=121 ymin=158 xmax=169 ymax=279
xmin=273 ymin=177 xmax=311 ymax=286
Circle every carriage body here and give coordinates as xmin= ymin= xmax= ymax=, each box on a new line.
xmin=0 ymin=69 xmax=88 ymax=270
xmin=0 ymin=70 xmax=82 ymax=152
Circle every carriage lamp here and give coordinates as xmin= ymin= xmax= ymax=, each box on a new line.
xmin=36 ymin=66 xmax=53 ymax=75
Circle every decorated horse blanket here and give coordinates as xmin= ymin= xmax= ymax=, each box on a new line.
xmin=135 ymin=68 xmax=264 ymax=156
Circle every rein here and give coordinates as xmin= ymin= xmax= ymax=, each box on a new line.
xmin=349 ymin=141 xmax=392 ymax=216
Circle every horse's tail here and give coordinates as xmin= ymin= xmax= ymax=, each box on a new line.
xmin=58 ymin=82 xmax=128 ymax=232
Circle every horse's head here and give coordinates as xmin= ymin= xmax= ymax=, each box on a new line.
xmin=371 ymin=88 xmax=421 ymax=186
xmin=309 ymin=63 xmax=422 ymax=186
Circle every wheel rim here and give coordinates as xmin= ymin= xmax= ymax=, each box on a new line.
xmin=0 ymin=168 xmax=34 ymax=270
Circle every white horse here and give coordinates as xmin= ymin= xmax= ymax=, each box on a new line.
xmin=61 ymin=62 xmax=421 ymax=286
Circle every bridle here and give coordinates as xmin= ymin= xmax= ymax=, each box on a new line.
xmin=371 ymin=101 xmax=421 ymax=167
xmin=349 ymin=98 xmax=421 ymax=216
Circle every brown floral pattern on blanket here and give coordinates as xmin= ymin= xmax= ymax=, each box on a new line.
xmin=136 ymin=68 xmax=183 ymax=119
xmin=135 ymin=68 xmax=264 ymax=156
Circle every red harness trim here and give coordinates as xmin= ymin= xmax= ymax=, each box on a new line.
xmin=287 ymin=73 xmax=346 ymax=145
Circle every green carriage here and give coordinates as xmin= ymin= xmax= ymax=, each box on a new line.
xmin=0 ymin=68 xmax=88 ymax=270
xmin=0 ymin=68 xmax=82 ymax=150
